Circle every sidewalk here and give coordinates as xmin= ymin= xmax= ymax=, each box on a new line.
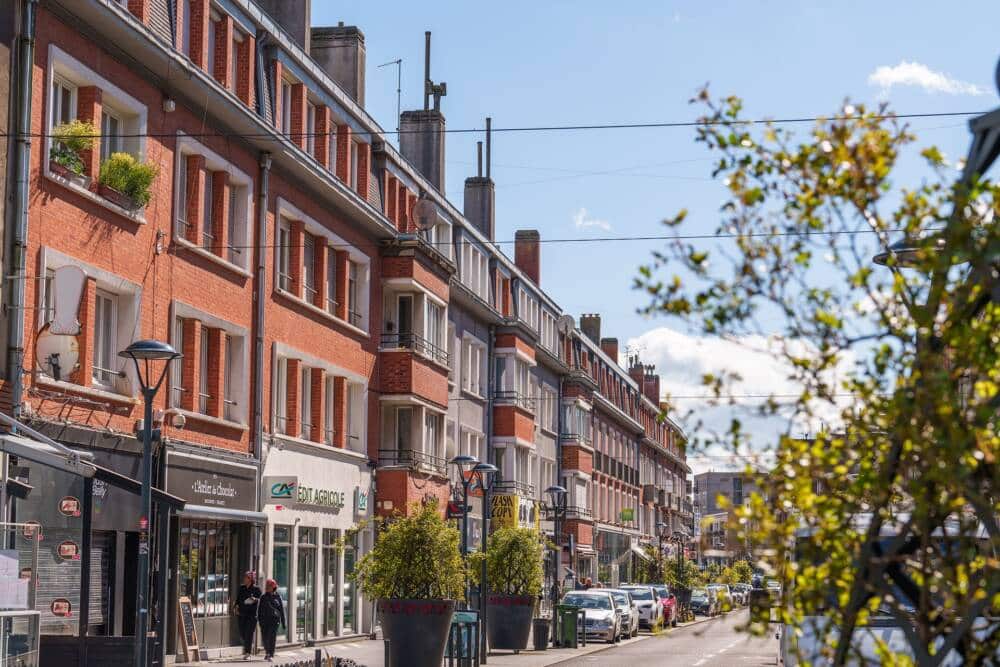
xmin=176 ymin=616 xmax=718 ymax=667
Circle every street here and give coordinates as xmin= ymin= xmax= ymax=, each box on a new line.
xmin=553 ymin=610 xmax=777 ymax=667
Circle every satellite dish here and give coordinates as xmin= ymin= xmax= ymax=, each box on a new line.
xmin=410 ymin=193 xmax=438 ymax=232
xmin=557 ymin=314 xmax=575 ymax=334
xmin=35 ymin=324 xmax=80 ymax=383
xmin=49 ymin=265 xmax=86 ymax=335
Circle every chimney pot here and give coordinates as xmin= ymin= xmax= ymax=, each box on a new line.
xmin=579 ymin=314 xmax=601 ymax=344
xmin=310 ymin=25 xmax=367 ymax=105
xmin=600 ymin=337 xmax=619 ymax=364
xmin=257 ymin=0 xmax=312 ymax=51
xmin=514 ymin=229 xmax=541 ymax=284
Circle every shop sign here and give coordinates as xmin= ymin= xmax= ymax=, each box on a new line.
xmin=517 ymin=497 xmax=538 ymax=528
xmin=265 ymin=476 xmax=298 ymax=502
xmin=58 ymin=496 xmax=81 ymax=517
xmin=491 ymin=494 xmax=517 ymax=530
xmin=167 ymin=453 xmax=257 ymax=511
xmin=296 ymin=486 xmax=346 ymax=511
xmin=354 ymin=487 xmax=369 ymax=516
xmin=21 ymin=522 xmax=41 ymax=539
xmin=620 ymin=508 xmax=634 ymax=522
xmin=57 ymin=541 xmax=80 ymax=560
xmin=50 ymin=598 xmax=72 ymax=617
xmin=263 ymin=475 xmax=347 ymax=512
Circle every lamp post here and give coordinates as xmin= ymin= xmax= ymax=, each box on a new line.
xmin=655 ymin=521 xmax=668 ymax=582
xmin=544 ymin=485 xmax=567 ymax=610
xmin=472 ymin=462 xmax=497 ymax=664
xmin=449 ymin=454 xmax=481 ymax=606
xmin=120 ymin=340 xmax=181 ymax=667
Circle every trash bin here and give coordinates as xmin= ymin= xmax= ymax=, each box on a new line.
xmin=554 ymin=604 xmax=581 ymax=649
xmin=533 ymin=618 xmax=550 ymax=651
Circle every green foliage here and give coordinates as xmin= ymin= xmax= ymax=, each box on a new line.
xmin=636 ymin=90 xmax=1000 ymax=664
xmin=49 ymin=120 xmax=96 ymax=175
xmin=471 ymin=527 xmax=544 ymax=596
xmin=664 ymin=558 xmax=704 ymax=590
xmin=98 ymin=152 xmax=159 ymax=208
xmin=730 ymin=560 xmax=753 ymax=585
xmin=353 ymin=500 xmax=466 ymax=601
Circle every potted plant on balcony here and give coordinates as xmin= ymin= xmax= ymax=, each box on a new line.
xmin=354 ymin=500 xmax=464 ymax=667
xmin=49 ymin=120 xmax=95 ymax=187
xmin=97 ymin=151 xmax=158 ymax=211
xmin=475 ymin=526 xmax=544 ymax=652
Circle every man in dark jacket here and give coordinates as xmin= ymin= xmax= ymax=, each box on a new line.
xmin=235 ymin=571 xmax=262 ymax=659
xmin=258 ymin=578 xmax=286 ymax=661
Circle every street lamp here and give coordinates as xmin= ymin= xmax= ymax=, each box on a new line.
xmin=544 ymin=485 xmax=567 ymax=609
xmin=655 ymin=521 xmax=668 ymax=582
xmin=119 ymin=340 xmax=180 ymax=667
xmin=472 ymin=461 xmax=497 ymax=664
xmin=449 ymin=454 xmax=480 ymax=606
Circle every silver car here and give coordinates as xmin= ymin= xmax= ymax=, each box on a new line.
xmin=620 ymin=585 xmax=663 ymax=629
xmin=592 ymin=588 xmax=638 ymax=638
xmin=561 ymin=591 xmax=622 ymax=644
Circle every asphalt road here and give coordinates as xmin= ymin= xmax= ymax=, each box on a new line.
xmin=551 ymin=609 xmax=777 ymax=667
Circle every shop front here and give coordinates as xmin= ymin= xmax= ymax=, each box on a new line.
xmin=163 ymin=449 xmax=263 ymax=656
xmin=261 ymin=441 xmax=373 ymax=644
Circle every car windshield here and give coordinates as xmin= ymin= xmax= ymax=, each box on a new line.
xmin=654 ymin=587 xmax=669 ymax=597
xmin=563 ymin=594 xmax=612 ymax=610
xmin=691 ymin=589 xmax=708 ymax=600
xmin=610 ymin=592 xmax=628 ymax=606
xmin=624 ymin=588 xmax=652 ymax=600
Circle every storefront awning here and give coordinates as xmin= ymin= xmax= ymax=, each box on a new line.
xmin=179 ymin=504 xmax=268 ymax=524
xmin=630 ymin=543 xmax=652 ymax=561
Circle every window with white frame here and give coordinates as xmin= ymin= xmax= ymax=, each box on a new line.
xmin=92 ymin=290 xmax=118 ymax=389
xmin=223 ymin=334 xmax=237 ymax=421
xmin=277 ymin=219 xmax=292 ymax=291
xmin=100 ymin=109 xmax=123 ymax=161
xmin=201 ymin=171 xmax=214 ymax=249
xmin=275 ymin=357 xmax=288 ymax=433
xmin=424 ymin=411 xmax=442 ymax=459
xmin=328 ymin=122 xmax=338 ymax=173
xmin=50 ymin=76 xmax=76 ymax=129
xmin=518 ymin=290 xmax=540 ymax=332
xmin=461 ymin=335 xmax=486 ymax=397
xmin=305 ymin=101 xmax=316 ymax=155
xmin=460 ymin=241 xmax=489 ymax=300
xmin=347 ymin=261 xmax=361 ymax=326
xmin=299 ymin=367 xmax=312 ymax=439
xmin=426 ymin=301 xmax=444 ymax=351
xmin=281 ymin=78 xmax=293 ymax=135
xmin=540 ymin=384 xmax=558 ymax=432
xmin=447 ymin=322 xmax=456 ymax=384
xmin=349 ymin=141 xmax=360 ymax=190
xmin=323 ymin=376 xmax=335 ymax=445
xmin=302 ymin=233 xmax=317 ymax=302
xmin=325 ymin=247 xmax=337 ymax=314
xmin=198 ymin=326 xmax=209 ymax=413
xmin=541 ymin=310 xmax=557 ymax=352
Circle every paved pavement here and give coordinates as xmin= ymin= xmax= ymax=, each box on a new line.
xmin=551 ymin=609 xmax=777 ymax=667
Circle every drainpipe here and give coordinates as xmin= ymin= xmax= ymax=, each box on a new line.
xmin=251 ymin=152 xmax=272 ymax=571
xmin=6 ymin=0 xmax=38 ymax=426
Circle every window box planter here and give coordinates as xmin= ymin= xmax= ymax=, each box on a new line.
xmin=97 ymin=183 xmax=139 ymax=211
xmin=49 ymin=161 xmax=91 ymax=189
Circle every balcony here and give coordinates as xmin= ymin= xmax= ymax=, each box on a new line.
xmin=565 ymin=505 xmax=593 ymax=520
xmin=493 ymin=479 xmax=535 ymax=498
xmin=380 ymin=332 xmax=449 ymax=367
xmin=378 ymin=448 xmax=449 ymax=477
xmin=494 ymin=389 xmax=535 ymax=412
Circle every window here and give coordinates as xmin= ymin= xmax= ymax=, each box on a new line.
xmin=171 ymin=317 xmax=185 ymax=407
xmin=349 ymin=141 xmax=359 ymax=190
xmin=461 ymin=242 xmax=489 ymax=300
xmin=201 ymin=170 xmax=214 ymax=249
xmin=179 ymin=519 xmax=230 ymax=618
xmin=347 ymin=261 xmax=360 ymax=326
xmin=281 ymin=79 xmax=293 ymax=135
xmin=226 ymin=187 xmax=240 ymax=264
xmin=275 ymin=357 xmax=288 ymax=434
xmin=447 ymin=323 xmax=456 ymax=383
xmin=306 ymin=102 xmax=316 ymax=155
xmin=302 ymin=233 xmax=317 ymax=301
xmin=424 ymin=412 xmax=441 ymax=459
xmin=198 ymin=326 xmax=209 ymax=414
xmin=223 ymin=334 xmax=236 ymax=421
xmin=461 ymin=337 xmax=486 ymax=397
xmin=207 ymin=12 xmax=218 ymax=77
xmin=92 ymin=290 xmax=118 ymax=389
xmin=300 ymin=367 xmax=312 ymax=439
xmin=396 ymin=407 xmax=412 ymax=451
xmin=50 ymin=78 xmax=76 ymax=129
xmin=325 ymin=248 xmax=337 ymax=314
xmin=426 ymin=301 xmax=444 ymax=350
xmin=230 ymin=31 xmax=243 ymax=92
xmin=277 ymin=220 xmax=292 ymax=291
xmin=180 ymin=0 xmax=192 ymax=58
xmin=324 ymin=376 xmax=335 ymax=445
xmin=494 ymin=356 xmax=507 ymax=393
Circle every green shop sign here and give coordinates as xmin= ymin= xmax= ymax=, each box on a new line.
xmin=620 ymin=508 xmax=634 ymax=522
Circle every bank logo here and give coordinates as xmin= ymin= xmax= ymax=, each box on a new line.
xmin=264 ymin=476 xmax=299 ymax=502
xmin=270 ymin=481 xmax=296 ymax=499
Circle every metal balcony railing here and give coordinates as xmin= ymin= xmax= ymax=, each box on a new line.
xmin=378 ymin=448 xmax=449 ymax=476
xmin=564 ymin=505 xmax=593 ymax=519
xmin=380 ymin=332 xmax=450 ymax=366
xmin=492 ymin=479 xmax=535 ymax=497
xmin=494 ymin=390 xmax=535 ymax=412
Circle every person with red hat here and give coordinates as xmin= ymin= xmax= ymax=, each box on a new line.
xmin=257 ymin=578 xmax=286 ymax=662
xmin=235 ymin=571 xmax=262 ymax=660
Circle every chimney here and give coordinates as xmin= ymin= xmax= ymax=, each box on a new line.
xmin=643 ymin=365 xmax=661 ymax=403
xmin=310 ymin=23 xmax=366 ymax=105
xmin=464 ymin=119 xmax=495 ymax=239
xmin=257 ymin=0 xmax=312 ymax=51
xmin=400 ymin=31 xmax=447 ymax=191
xmin=627 ymin=355 xmax=645 ymax=385
xmin=579 ymin=314 xmax=601 ymax=344
xmin=514 ymin=230 xmax=540 ymax=284
xmin=600 ymin=337 xmax=619 ymax=364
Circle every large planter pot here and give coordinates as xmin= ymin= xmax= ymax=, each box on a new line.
xmin=378 ymin=598 xmax=455 ymax=667
xmin=486 ymin=594 xmax=536 ymax=652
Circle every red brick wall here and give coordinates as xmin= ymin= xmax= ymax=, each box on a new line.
xmin=561 ymin=445 xmax=593 ymax=474
xmin=495 ymin=333 xmax=536 ymax=361
xmin=379 ymin=350 xmax=448 ymax=407
xmin=376 ymin=469 xmax=450 ymax=517
xmin=381 ymin=256 xmax=449 ymax=302
xmin=564 ymin=519 xmax=593 ymax=547
xmin=493 ymin=405 xmax=535 ymax=442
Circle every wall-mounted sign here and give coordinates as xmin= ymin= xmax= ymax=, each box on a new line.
xmin=167 ymin=453 xmax=257 ymax=512
xmin=263 ymin=476 xmax=346 ymax=512
xmin=51 ymin=598 xmax=72 ymax=617
xmin=59 ymin=496 xmax=81 ymax=517
xmin=355 ymin=487 xmax=369 ymax=516
xmin=265 ymin=476 xmax=297 ymax=502
xmin=297 ymin=486 xmax=346 ymax=510
xmin=620 ymin=508 xmax=635 ymax=522
xmin=57 ymin=541 xmax=80 ymax=560
xmin=21 ymin=522 xmax=40 ymax=539
xmin=491 ymin=494 xmax=517 ymax=530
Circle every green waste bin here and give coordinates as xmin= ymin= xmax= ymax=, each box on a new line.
xmin=555 ymin=604 xmax=581 ymax=648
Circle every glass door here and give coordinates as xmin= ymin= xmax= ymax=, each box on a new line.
xmin=296 ymin=528 xmax=317 ymax=641
xmin=323 ymin=529 xmax=340 ymax=636
xmin=272 ymin=526 xmax=291 ymax=640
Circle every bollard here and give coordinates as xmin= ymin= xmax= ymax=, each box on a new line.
xmin=383 ymin=638 xmax=391 ymax=667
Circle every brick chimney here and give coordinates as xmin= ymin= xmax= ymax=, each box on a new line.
xmin=311 ymin=23 xmax=366 ymax=105
xmin=400 ymin=32 xmax=447 ymax=192
xmin=643 ymin=365 xmax=661 ymax=403
xmin=464 ymin=120 xmax=494 ymax=239
xmin=514 ymin=230 xmax=540 ymax=285
xmin=579 ymin=314 xmax=601 ymax=344
xmin=257 ymin=0 xmax=312 ymax=51
xmin=600 ymin=337 xmax=619 ymax=364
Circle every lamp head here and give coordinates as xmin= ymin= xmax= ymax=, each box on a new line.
xmin=119 ymin=339 xmax=181 ymax=362
xmin=472 ymin=462 xmax=498 ymax=476
xmin=544 ymin=485 xmax=567 ymax=504
xmin=448 ymin=454 xmax=479 ymax=470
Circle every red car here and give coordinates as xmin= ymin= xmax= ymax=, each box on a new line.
xmin=653 ymin=585 xmax=678 ymax=626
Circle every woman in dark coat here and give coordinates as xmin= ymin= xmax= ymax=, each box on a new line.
xmin=235 ymin=571 xmax=262 ymax=659
xmin=257 ymin=578 xmax=286 ymax=661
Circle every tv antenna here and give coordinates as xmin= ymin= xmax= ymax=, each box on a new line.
xmin=377 ymin=58 xmax=402 ymax=132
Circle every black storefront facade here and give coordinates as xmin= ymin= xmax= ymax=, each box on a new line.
xmin=162 ymin=447 xmax=264 ymax=658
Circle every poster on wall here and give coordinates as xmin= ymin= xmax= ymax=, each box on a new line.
xmin=491 ymin=494 xmax=517 ymax=530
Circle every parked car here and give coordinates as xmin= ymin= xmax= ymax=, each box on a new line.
xmin=593 ymin=588 xmax=639 ymax=639
xmin=561 ymin=590 xmax=622 ymax=644
xmin=707 ymin=583 xmax=733 ymax=610
xmin=621 ymin=585 xmax=663 ymax=629
xmin=731 ymin=583 xmax=752 ymax=605
xmin=651 ymin=585 xmax=677 ymax=626
xmin=690 ymin=588 xmax=718 ymax=616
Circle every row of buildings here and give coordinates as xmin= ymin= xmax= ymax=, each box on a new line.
xmin=0 ymin=0 xmax=692 ymax=663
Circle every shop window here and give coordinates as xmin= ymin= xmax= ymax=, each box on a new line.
xmin=179 ymin=519 xmax=231 ymax=618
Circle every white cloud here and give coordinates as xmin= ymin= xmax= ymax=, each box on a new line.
xmin=627 ymin=326 xmax=856 ymax=474
xmin=572 ymin=207 xmax=612 ymax=232
xmin=867 ymin=61 xmax=988 ymax=97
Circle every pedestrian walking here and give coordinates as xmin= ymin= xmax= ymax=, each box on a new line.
xmin=258 ymin=578 xmax=286 ymax=662
xmin=235 ymin=571 xmax=262 ymax=660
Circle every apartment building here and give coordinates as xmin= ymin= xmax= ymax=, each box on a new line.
xmin=0 ymin=1 xmax=691 ymax=664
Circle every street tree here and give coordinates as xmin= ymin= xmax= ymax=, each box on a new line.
xmin=636 ymin=90 xmax=999 ymax=665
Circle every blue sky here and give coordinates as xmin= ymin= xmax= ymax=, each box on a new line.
xmin=313 ymin=2 xmax=999 ymax=468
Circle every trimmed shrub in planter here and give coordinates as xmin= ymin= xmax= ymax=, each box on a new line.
xmin=98 ymin=152 xmax=158 ymax=211
xmin=354 ymin=500 xmax=465 ymax=667
xmin=49 ymin=120 xmax=95 ymax=186
xmin=474 ymin=527 xmax=544 ymax=652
